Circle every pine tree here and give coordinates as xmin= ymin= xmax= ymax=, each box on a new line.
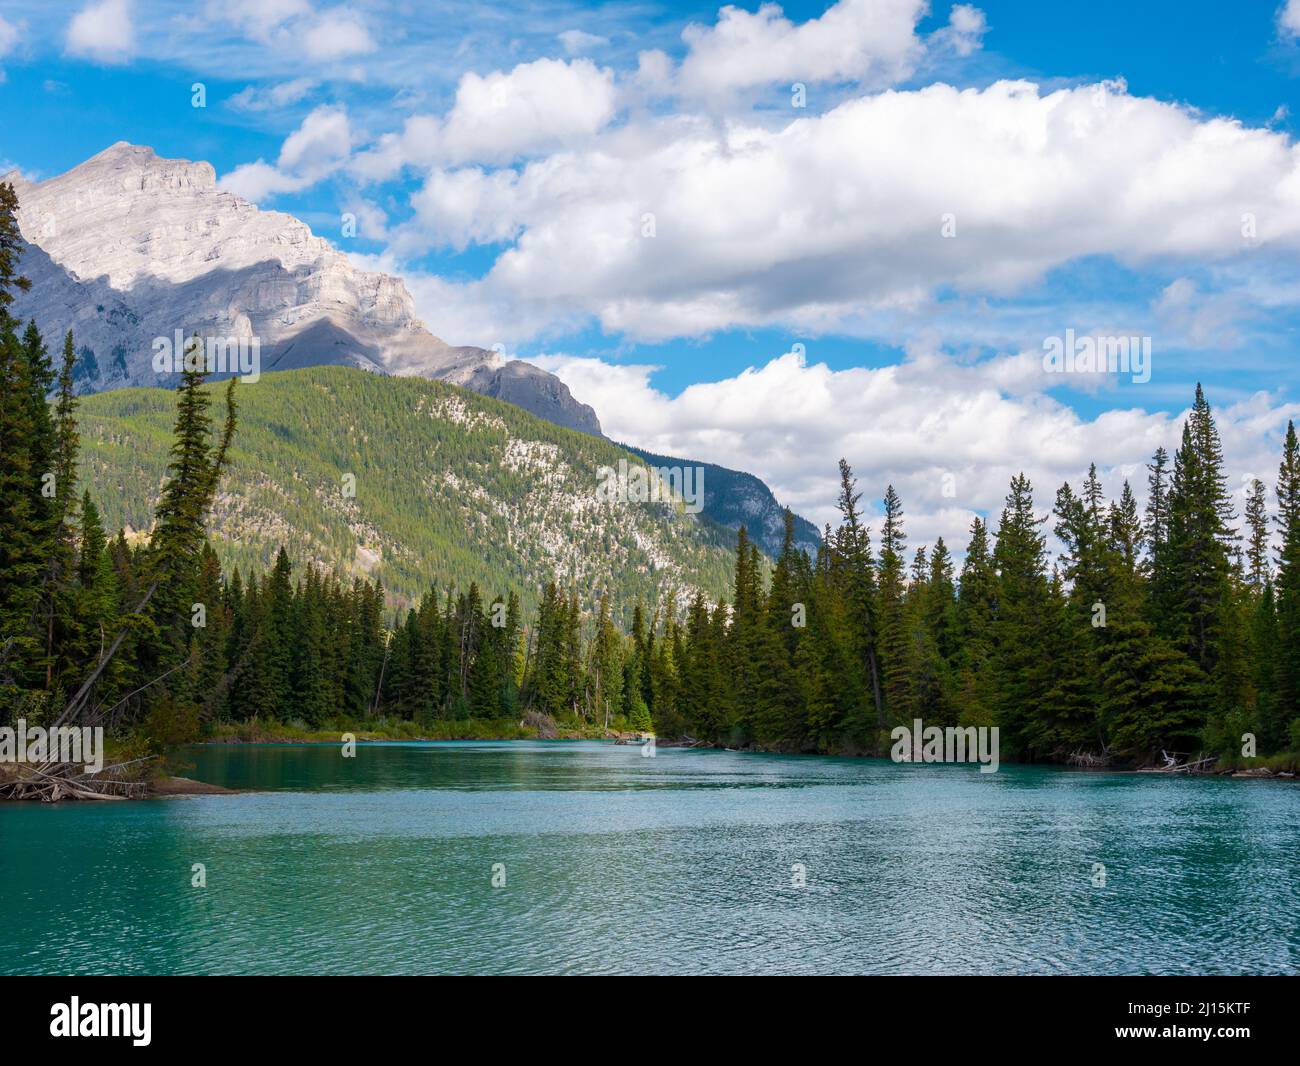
xmin=498 ymin=590 xmax=522 ymax=717
xmin=833 ymin=462 xmax=882 ymax=739
xmin=954 ymin=517 xmax=996 ymax=728
xmin=52 ymin=332 xmax=79 ymax=517
xmin=895 ymin=542 xmax=949 ymax=726
xmin=0 ymin=316 xmax=57 ymax=689
xmin=1161 ymin=385 xmax=1240 ymax=714
xmin=1244 ymin=478 xmax=1270 ymax=590
xmin=990 ymin=473 xmax=1052 ymax=757
xmin=877 ymin=483 xmax=909 ymax=729
xmin=1110 ymin=481 xmax=1143 ymax=578
xmin=469 ymin=593 xmax=502 ymax=718
xmin=0 ymin=182 xmax=31 ymax=314
xmin=588 ymin=593 xmax=624 ymax=726
xmin=189 ymin=543 xmax=229 ymax=719
xmin=292 ymin=566 xmax=328 ymax=725
xmin=1274 ymin=421 xmax=1300 ymax=741
xmin=754 ymin=510 xmax=806 ymax=745
xmin=41 ymin=331 xmax=82 ymax=691
xmin=147 ymin=359 xmax=237 ymax=678
xmin=1039 ymin=475 xmax=1110 ymax=754
xmin=727 ymin=526 xmax=761 ymax=737
xmin=71 ymin=493 xmax=122 ymax=698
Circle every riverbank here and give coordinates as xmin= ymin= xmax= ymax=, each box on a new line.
xmin=196 ymin=724 xmax=1300 ymax=780
xmin=6 ymin=726 xmax=1297 ymax=802
xmin=152 ymin=775 xmax=236 ymax=796
xmin=203 ymin=712 xmax=648 ymax=745
xmin=200 ymin=715 xmax=1300 ymax=769
xmin=0 ymin=762 xmax=233 ymax=801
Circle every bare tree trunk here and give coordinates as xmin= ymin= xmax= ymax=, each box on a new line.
xmin=55 ymin=580 xmax=158 ymax=729
xmin=371 ymin=640 xmax=391 ymax=716
xmin=868 ymin=645 xmax=884 ymax=733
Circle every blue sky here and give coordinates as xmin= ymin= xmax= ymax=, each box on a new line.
xmin=2 ymin=0 xmax=1300 ymax=539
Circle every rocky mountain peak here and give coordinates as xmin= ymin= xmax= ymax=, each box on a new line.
xmin=11 ymin=141 xmax=328 ymax=290
xmin=7 ymin=142 xmax=602 ymax=435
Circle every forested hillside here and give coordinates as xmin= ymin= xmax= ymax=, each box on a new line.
xmin=76 ymin=366 xmax=737 ymax=617
xmin=4 ymin=176 xmax=1298 ymax=770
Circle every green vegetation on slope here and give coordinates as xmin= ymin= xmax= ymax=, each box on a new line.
xmin=76 ymin=366 xmax=737 ymax=619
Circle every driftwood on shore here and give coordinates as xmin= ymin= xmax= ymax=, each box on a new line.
xmin=1134 ymin=751 xmax=1218 ymax=774
xmin=652 ymin=735 xmax=711 ymax=749
xmin=0 ymin=757 xmax=156 ymax=802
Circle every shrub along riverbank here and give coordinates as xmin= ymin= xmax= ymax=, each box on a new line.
xmin=202 ymin=712 xmax=625 ymax=744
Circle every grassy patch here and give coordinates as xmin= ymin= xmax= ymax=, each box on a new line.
xmin=201 ymin=715 xmax=625 ymax=743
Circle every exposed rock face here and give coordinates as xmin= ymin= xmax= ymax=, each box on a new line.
xmin=625 ymin=445 xmax=821 ymax=560
xmin=4 ymin=142 xmax=601 ymax=435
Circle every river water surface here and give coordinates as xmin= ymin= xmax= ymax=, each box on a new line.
xmin=1 ymin=741 xmax=1296 ymax=974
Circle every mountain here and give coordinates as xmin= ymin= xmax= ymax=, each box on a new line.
xmin=625 ymin=445 xmax=820 ymax=559
xmin=76 ymin=366 xmax=737 ymax=618
xmin=4 ymin=142 xmax=600 ymax=434
xmin=6 ymin=141 xmax=819 ymax=556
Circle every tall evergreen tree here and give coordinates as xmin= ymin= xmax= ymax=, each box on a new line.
xmin=1274 ymin=422 xmax=1300 ymax=739
xmin=990 ymin=473 xmax=1052 ymax=757
xmin=877 ymin=483 xmax=909 ymax=728
xmin=1161 ymin=385 xmax=1240 ymax=712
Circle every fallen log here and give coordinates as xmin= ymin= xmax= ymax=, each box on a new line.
xmin=0 ymin=758 xmax=156 ymax=802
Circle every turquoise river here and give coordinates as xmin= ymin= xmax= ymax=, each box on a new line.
xmin=1 ymin=741 xmax=1297 ymax=974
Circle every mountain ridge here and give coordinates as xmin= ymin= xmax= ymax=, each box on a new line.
xmin=5 ymin=142 xmax=602 ymax=434
xmin=624 ymin=444 xmax=820 ymax=558
xmin=6 ymin=141 xmax=817 ymax=557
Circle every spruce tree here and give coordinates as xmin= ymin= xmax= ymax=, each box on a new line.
xmin=1274 ymin=421 xmax=1300 ymax=740
xmin=955 ymin=517 xmax=997 ymax=728
xmin=0 ymin=182 xmax=31 ymax=314
xmin=877 ymin=484 xmax=909 ymax=729
xmin=990 ymin=473 xmax=1052 ymax=757
xmin=1244 ymin=478 xmax=1270 ymax=590
xmin=1162 ymin=385 xmax=1240 ymax=714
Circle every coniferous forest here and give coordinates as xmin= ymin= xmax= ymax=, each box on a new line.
xmin=3 ymin=181 xmax=1300 ymax=768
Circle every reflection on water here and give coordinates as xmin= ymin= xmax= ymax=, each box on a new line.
xmin=1 ymin=742 xmax=1296 ymax=974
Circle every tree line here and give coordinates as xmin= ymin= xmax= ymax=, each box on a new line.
xmin=371 ymin=379 xmax=1300 ymax=765
xmin=644 ymin=393 xmax=1300 ymax=763
xmin=3 ymin=179 xmax=1299 ymax=764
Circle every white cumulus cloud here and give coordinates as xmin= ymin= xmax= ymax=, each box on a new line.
xmin=303 ymin=6 xmax=376 ymax=59
xmin=675 ymin=0 xmax=930 ymax=98
xmin=529 ymin=347 xmax=1300 ymax=553
xmin=558 ymin=29 xmax=609 ymax=55
xmin=352 ymin=58 xmax=619 ymax=179
xmin=386 ymin=79 xmax=1300 ymax=343
xmin=220 ymin=104 xmax=352 ymax=201
xmin=1280 ymin=0 xmax=1300 ymax=39
xmin=65 ymin=0 xmax=134 ymax=64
